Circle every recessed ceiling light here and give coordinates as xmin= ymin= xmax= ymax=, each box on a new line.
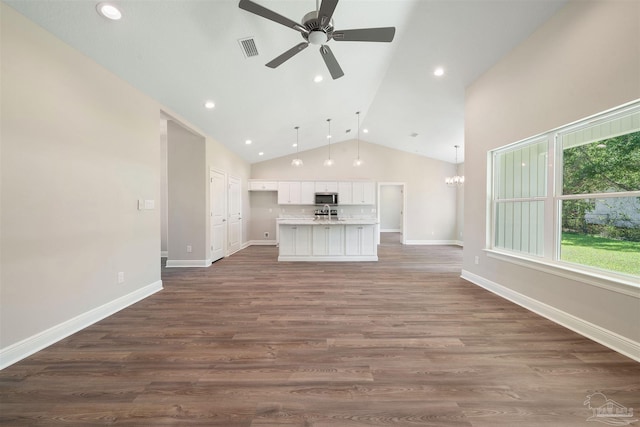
xmin=363 ymin=129 xmax=369 ymax=134
xmin=245 ymin=139 xmax=252 ymax=145
xmin=258 ymin=152 xmax=264 ymax=156
xmin=96 ymin=2 xmax=122 ymax=20
xmin=434 ymin=67 xmax=445 ymax=77
xmin=314 ymin=75 xmax=323 ymax=83
xmin=292 ymin=143 xmax=298 ymax=147
xmin=204 ymin=100 xmax=215 ymax=109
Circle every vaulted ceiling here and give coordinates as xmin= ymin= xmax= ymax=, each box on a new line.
xmin=6 ymin=0 xmax=567 ymax=164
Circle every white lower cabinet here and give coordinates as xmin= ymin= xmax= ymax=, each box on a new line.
xmin=279 ymin=223 xmax=377 ymax=261
xmin=345 ymin=224 xmax=377 ymax=256
xmin=313 ymin=225 xmax=345 ymax=256
xmin=279 ymin=225 xmax=311 ymax=256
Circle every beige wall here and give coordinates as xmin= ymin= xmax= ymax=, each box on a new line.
xmin=455 ymin=163 xmax=464 ymax=244
xmin=0 ymin=3 xmax=252 ymax=364
xmin=250 ymin=139 xmax=458 ymax=243
xmin=206 ymin=136 xmax=252 ymax=248
xmin=464 ymin=0 xmax=640 ymax=348
xmin=167 ymin=121 xmax=207 ymax=262
xmin=1 ymin=4 xmax=161 ymax=348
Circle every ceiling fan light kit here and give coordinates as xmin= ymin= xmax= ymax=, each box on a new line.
xmin=239 ymin=0 xmax=396 ymax=80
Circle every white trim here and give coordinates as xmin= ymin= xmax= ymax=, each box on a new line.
xmin=460 ymin=270 xmax=640 ymax=362
xmin=455 ymin=240 xmax=464 ymax=247
xmin=160 ymin=250 xmax=168 ymax=258
xmin=404 ymin=240 xmax=459 ymax=245
xmin=248 ymin=240 xmax=277 ymax=246
xmin=485 ymin=249 xmax=640 ymax=298
xmin=377 ymin=182 xmax=407 ymax=245
xmin=165 ymin=259 xmax=212 ymax=268
xmin=278 ymin=255 xmax=378 ymax=262
xmin=0 ymin=280 xmax=163 ymax=370
xmin=380 ymin=228 xmax=401 ymax=233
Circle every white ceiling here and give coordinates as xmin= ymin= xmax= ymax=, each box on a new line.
xmin=6 ymin=0 xmax=567 ymax=164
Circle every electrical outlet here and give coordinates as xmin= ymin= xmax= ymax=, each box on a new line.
xmin=187 ymin=245 xmax=192 ymax=253
xmin=117 ymin=272 xmax=125 ymax=284
xmin=264 ymin=232 xmax=269 ymax=238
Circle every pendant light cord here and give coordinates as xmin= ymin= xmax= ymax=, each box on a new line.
xmin=356 ymin=111 xmax=361 ymax=159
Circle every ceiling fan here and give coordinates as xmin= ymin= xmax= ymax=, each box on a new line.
xmin=239 ymin=0 xmax=396 ymax=79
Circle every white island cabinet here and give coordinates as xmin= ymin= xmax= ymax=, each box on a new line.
xmin=278 ymin=219 xmax=378 ymax=262
xmin=279 ymin=225 xmax=311 ymax=256
xmin=345 ymin=224 xmax=377 ymax=256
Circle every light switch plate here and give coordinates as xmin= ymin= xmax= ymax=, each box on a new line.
xmin=144 ymin=199 xmax=155 ymax=210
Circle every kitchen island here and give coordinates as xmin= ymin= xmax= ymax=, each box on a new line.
xmin=277 ymin=218 xmax=378 ymax=262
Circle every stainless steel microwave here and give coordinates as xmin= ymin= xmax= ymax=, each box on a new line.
xmin=315 ymin=192 xmax=338 ymax=205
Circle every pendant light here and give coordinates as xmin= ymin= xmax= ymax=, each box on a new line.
xmin=291 ymin=126 xmax=303 ymax=167
xmin=353 ymin=111 xmax=363 ymax=167
xmin=445 ymin=145 xmax=465 ymax=186
xmin=323 ymin=118 xmax=334 ymax=167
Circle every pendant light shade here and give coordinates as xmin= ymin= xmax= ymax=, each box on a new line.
xmin=353 ymin=111 xmax=363 ymax=167
xmin=323 ymin=118 xmax=334 ymax=167
xmin=445 ymin=145 xmax=465 ymax=186
xmin=291 ymin=126 xmax=303 ymax=167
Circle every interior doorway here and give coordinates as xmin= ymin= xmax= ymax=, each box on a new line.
xmin=210 ymin=168 xmax=227 ymax=263
xmin=378 ymin=182 xmax=406 ymax=244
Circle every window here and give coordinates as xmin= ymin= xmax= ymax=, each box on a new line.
xmin=490 ymin=101 xmax=640 ymax=281
xmin=493 ymin=139 xmax=547 ymax=256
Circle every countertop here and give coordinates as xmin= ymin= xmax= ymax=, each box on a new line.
xmin=277 ymin=218 xmax=378 ymax=225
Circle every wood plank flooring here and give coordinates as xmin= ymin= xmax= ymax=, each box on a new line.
xmin=1 ymin=233 xmax=639 ymax=426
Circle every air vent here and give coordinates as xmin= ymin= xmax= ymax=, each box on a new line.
xmin=238 ymin=37 xmax=259 ymax=58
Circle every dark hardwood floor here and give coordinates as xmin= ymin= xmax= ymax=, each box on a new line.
xmin=1 ymin=233 xmax=639 ymax=426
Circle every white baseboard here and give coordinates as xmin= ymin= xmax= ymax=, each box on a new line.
xmin=248 ymin=240 xmax=277 ymax=246
xmin=278 ymin=255 xmax=378 ymax=262
xmin=0 ymin=280 xmax=163 ymax=370
xmin=460 ymin=270 xmax=640 ymax=362
xmin=381 ymin=229 xmax=401 ymax=233
xmin=455 ymin=240 xmax=463 ymax=247
xmin=404 ymin=240 xmax=458 ymax=245
xmin=165 ymin=259 xmax=211 ymax=268
xmin=160 ymin=250 xmax=168 ymax=258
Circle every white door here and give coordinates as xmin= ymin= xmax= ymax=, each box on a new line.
xmin=210 ymin=169 xmax=227 ymax=263
xmin=228 ymin=176 xmax=242 ymax=255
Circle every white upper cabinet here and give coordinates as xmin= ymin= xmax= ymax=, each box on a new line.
xmin=338 ymin=182 xmax=353 ymax=205
xmin=300 ymin=181 xmax=316 ymax=205
xmin=352 ymin=182 xmax=376 ymax=205
xmin=272 ymin=180 xmax=375 ymax=205
xmin=277 ymin=181 xmax=301 ymax=204
xmin=249 ymin=180 xmax=278 ymax=191
xmin=315 ymin=181 xmax=338 ymax=193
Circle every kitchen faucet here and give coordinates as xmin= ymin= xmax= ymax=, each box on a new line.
xmin=323 ymin=204 xmax=332 ymax=221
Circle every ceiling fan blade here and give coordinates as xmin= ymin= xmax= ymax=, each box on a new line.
xmin=266 ymin=42 xmax=309 ymax=68
xmin=319 ymin=45 xmax=344 ymax=80
xmin=318 ymin=0 xmax=339 ymax=27
xmin=332 ymin=27 xmax=396 ymax=42
xmin=239 ymin=0 xmax=308 ymax=34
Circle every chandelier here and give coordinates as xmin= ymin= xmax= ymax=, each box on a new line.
xmin=445 ymin=145 xmax=465 ymax=186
